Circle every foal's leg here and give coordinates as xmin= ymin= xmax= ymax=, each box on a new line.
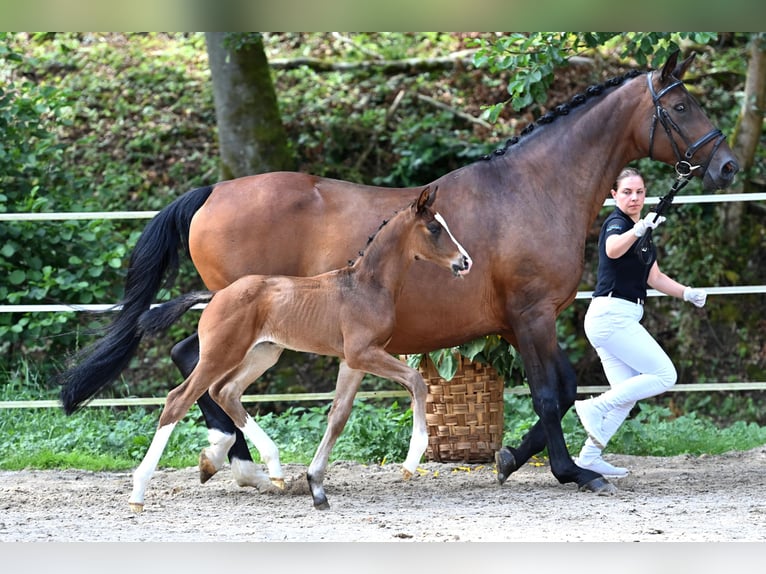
xmin=208 ymin=342 xmax=286 ymax=489
xmin=346 ymin=349 xmax=429 ymax=477
xmin=307 ymin=361 xmax=365 ymax=510
xmin=129 ymin=374 xmax=212 ymax=512
xmin=172 ymin=334 xmax=263 ymax=488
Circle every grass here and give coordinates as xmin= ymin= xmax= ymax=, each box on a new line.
xmin=2 ymin=365 xmax=766 ymax=472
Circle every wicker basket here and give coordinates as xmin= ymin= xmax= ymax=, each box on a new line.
xmin=418 ymin=354 xmax=504 ymax=463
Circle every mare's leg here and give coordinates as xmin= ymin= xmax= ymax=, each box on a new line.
xmin=496 ymin=345 xmax=578 ymax=479
xmin=172 ymin=333 xmax=265 ymax=488
xmin=307 ymin=361 xmax=365 ymax=510
xmin=495 ymin=316 xmax=614 ymax=494
xmin=208 ymin=342 xmax=286 ymax=489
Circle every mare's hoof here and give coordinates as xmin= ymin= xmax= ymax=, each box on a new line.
xmin=579 ymin=476 xmax=618 ymax=495
xmin=199 ymin=450 xmax=217 ymax=484
xmin=270 ymin=477 xmax=286 ymax=490
xmin=129 ymin=502 xmax=144 ymax=513
xmin=495 ymin=447 xmax=518 ymax=486
xmin=314 ymin=499 xmax=330 ymax=511
xmin=401 ymin=468 xmax=413 ymax=480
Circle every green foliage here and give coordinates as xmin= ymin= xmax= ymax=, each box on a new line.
xmin=469 ymin=32 xmax=718 ymax=120
xmin=0 ymin=33 xmax=217 ymax=392
xmin=502 ymin=395 xmax=766 ymax=459
xmin=256 ymin=401 xmax=412 ymax=464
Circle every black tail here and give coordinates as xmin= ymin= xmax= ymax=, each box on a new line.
xmin=57 ymin=185 xmax=215 ymax=414
xmin=138 ymin=291 xmax=214 ymax=338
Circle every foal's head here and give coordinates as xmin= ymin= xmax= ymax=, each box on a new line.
xmin=408 ymin=185 xmax=472 ymax=277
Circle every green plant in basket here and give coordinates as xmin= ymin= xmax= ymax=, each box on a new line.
xmin=405 ymin=334 xmax=526 ymax=384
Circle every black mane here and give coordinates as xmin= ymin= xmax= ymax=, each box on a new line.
xmin=481 ymin=69 xmax=645 ymax=161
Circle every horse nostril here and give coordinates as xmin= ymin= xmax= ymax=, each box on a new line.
xmin=724 ymin=159 xmax=739 ymax=179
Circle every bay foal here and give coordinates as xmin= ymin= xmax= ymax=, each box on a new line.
xmin=129 ymin=186 xmax=471 ymax=511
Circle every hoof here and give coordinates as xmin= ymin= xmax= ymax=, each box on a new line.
xmin=314 ymin=499 xmax=330 ymax=511
xmin=579 ymin=476 xmax=618 ymax=495
xmin=270 ymin=477 xmax=286 ymax=490
xmin=129 ymin=502 xmax=144 ymax=513
xmin=199 ymin=451 xmax=218 ymax=484
xmin=495 ymin=447 xmax=518 ymax=486
xmin=402 ymin=468 xmax=413 ymax=480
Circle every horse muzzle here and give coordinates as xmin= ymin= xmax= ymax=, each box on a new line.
xmin=452 ymin=255 xmax=472 ymax=277
xmin=705 ymin=154 xmax=739 ymax=190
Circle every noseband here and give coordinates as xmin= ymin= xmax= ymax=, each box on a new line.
xmin=647 ymin=72 xmax=726 ymax=180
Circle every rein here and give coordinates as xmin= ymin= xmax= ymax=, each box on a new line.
xmin=637 ymin=72 xmax=726 ymax=265
xmin=634 ymin=163 xmax=694 ymax=264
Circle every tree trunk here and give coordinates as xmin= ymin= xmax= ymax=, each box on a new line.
xmin=205 ymin=33 xmax=295 ymax=180
xmin=719 ymin=34 xmax=766 ymax=243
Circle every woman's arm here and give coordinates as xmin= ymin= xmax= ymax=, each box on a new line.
xmin=647 ymin=261 xmax=687 ymax=298
xmin=604 ymin=230 xmax=639 ymax=259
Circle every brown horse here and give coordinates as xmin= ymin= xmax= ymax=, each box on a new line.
xmin=58 ymin=52 xmax=738 ymax=497
xmin=127 ymin=186 xmax=471 ymax=511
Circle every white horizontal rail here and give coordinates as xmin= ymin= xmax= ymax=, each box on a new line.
xmin=0 ymin=210 xmax=159 ymax=221
xmin=1 ymin=285 xmax=763 ymax=314
xmin=0 ymin=193 xmax=764 ymax=222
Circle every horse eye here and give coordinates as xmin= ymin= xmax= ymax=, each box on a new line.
xmin=674 ymin=103 xmax=686 ymax=112
xmin=427 ymin=222 xmax=442 ymax=235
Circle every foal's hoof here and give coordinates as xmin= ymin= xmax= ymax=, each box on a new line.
xmin=402 ymin=468 xmax=413 ymax=480
xmin=495 ymin=447 xmax=518 ymax=486
xmin=199 ymin=451 xmax=218 ymax=484
xmin=579 ymin=476 xmax=618 ymax=496
xmin=270 ymin=477 xmax=286 ymax=490
xmin=129 ymin=502 xmax=144 ymax=513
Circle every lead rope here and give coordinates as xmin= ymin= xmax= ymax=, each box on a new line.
xmin=634 ymin=161 xmax=699 ymax=265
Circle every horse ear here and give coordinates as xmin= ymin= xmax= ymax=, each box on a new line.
xmin=416 ymin=185 xmax=437 ymax=213
xmin=660 ymin=50 xmax=694 ymax=82
xmin=673 ymin=52 xmax=696 ymax=81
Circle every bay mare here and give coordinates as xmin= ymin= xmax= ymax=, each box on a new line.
xmin=127 ymin=186 xmax=472 ymax=510
xmin=58 ymin=52 xmax=738 ymax=497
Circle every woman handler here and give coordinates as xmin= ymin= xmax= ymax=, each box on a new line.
xmin=574 ymin=167 xmax=707 ymax=477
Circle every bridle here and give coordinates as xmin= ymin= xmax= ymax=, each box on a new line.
xmin=646 ymin=71 xmax=726 ymax=182
xmin=635 ymin=72 xmax=728 ymax=265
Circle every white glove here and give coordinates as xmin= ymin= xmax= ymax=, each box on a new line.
xmin=633 ymin=212 xmax=666 ymax=237
xmin=683 ymin=286 xmax=707 ymax=308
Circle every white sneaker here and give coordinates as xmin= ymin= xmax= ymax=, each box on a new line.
xmin=575 ymin=399 xmax=608 ymax=449
xmin=574 ymin=456 xmax=629 ymax=478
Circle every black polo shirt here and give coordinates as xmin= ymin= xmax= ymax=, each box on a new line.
xmin=592 ymin=207 xmax=656 ymax=302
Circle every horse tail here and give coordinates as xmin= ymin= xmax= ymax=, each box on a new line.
xmin=57 ymin=185 xmax=215 ymax=414
xmin=138 ymin=292 xmax=214 ymax=338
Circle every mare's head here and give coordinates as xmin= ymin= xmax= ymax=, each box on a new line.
xmin=644 ymin=51 xmax=739 ymax=189
xmin=408 ymin=185 xmax=472 ymax=277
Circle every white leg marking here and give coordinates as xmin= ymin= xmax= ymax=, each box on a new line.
xmin=241 ymin=414 xmax=284 ymax=480
xmin=202 ymin=428 xmax=236 ymax=471
xmin=130 ymin=422 xmax=176 ymax=509
xmin=402 ymin=416 xmax=428 ymax=474
xmin=231 ymin=458 xmax=274 ymax=489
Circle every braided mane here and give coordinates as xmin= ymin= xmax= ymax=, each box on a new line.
xmin=481 ymin=69 xmax=645 ymax=161
xmin=347 ymin=211 xmax=397 ymax=266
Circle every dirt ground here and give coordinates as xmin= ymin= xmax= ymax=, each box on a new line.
xmin=2 ymin=446 xmax=765 ymax=542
